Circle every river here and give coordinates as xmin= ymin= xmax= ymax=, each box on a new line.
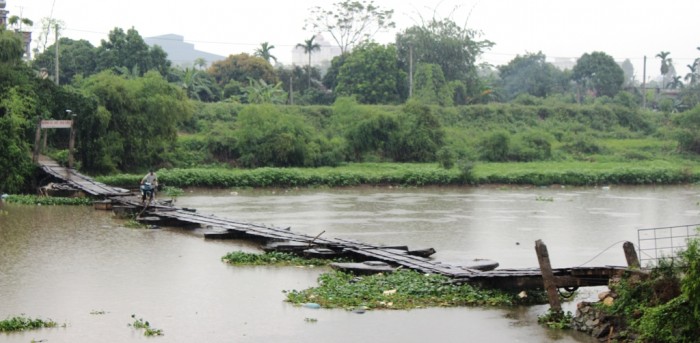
xmin=1 ymin=185 xmax=699 ymax=342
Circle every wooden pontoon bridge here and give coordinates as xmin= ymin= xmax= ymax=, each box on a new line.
xmin=35 ymin=156 xmax=642 ymax=297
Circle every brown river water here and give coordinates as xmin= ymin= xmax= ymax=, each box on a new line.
xmin=2 ymin=185 xmax=699 ymax=342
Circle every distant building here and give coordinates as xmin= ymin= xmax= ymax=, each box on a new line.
xmin=0 ymin=0 xmax=32 ymax=60
xmin=0 ymin=0 xmax=7 ymax=27
xmin=144 ymin=34 xmax=225 ymax=68
xmin=551 ymin=57 xmax=576 ymax=70
xmin=292 ymin=33 xmax=341 ymax=69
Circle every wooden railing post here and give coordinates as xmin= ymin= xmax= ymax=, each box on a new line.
xmin=535 ymin=239 xmax=561 ymax=313
xmin=623 ymin=241 xmax=641 ymax=269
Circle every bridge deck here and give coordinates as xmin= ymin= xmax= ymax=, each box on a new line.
xmin=37 ymin=156 xmax=131 ymax=197
xmin=36 ymin=157 xmax=630 ymax=290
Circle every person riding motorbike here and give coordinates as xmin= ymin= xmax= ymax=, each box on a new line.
xmin=140 ymin=170 xmax=158 ymax=204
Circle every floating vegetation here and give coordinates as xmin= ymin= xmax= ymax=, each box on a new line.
xmin=90 ymin=310 xmax=107 ymax=315
xmin=4 ymin=194 xmax=92 ymax=206
xmin=0 ymin=315 xmax=58 ymax=332
xmin=128 ymin=314 xmax=163 ymax=336
xmin=535 ymin=195 xmax=554 ymax=202
xmin=222 ymin=251 xmax=345 ymax=267
xmin=286 ymin=269 xmax=543 ymax=310
xmin=304 ymin=317 xmax=318 ymax=323
xmin=123 ymin=219 xmax=147 ymax=229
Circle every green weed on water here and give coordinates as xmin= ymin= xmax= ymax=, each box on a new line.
xmin=0 ymin=315 xmax=57 ymax=332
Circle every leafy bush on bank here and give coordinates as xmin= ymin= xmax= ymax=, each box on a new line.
xmin=94 ymin=162 xmax=700 ymax=188
xmin=601 ymin=238 xmax=700 ymax=342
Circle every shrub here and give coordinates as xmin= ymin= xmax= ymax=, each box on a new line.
xmin=436 ymin=146 xmax=456 ymax=169
xmin=561 ymin=134 xmax=601 ymax=154
xmin=509 ymin=131 xmax=553 ymax=161
xmin=479 ymin=131 xmax=510 ymax=162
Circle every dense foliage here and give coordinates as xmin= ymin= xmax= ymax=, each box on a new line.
xmin=4 ymin=16 xmax=700 ymax=192
xmin=602 ymin=238 xmax=700 ymax=342
xmin=77 ymin=70 xmax=193 ymax=173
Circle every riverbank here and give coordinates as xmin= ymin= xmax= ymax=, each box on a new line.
xmin=94 ymin=160 xmax=700 ymax=189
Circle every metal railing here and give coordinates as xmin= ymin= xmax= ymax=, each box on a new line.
xmin=637 ymin=224 xmax=700 ymax=267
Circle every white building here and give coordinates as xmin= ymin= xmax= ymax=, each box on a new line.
xmin=291 ymin=33 xmax=341 ymax=68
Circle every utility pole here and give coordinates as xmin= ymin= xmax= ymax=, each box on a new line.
xmin=54 ymin=23 xmax=59 ymax=85
xmin=642 ymin=56 xmax=647 ymax=109
xmin=289 ymin=75 xmax=293 ymax=105
xmin=408 ymin=45 xmax=413 ymax=98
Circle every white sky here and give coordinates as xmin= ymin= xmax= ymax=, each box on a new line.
xmin=11 ymin=0 xmax=700 ymax=81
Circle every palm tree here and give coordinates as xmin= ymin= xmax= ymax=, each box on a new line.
xmin=254 ymin=42 xmax=277 ymax=64
xmin=656 ymin=51 xmax=672 ymax=88
xmin=296 ymin=36 xmax=320 ymax=89
xmin=668 ymin=75 xmax=684 ymax=89
xmin=685 ymin=64 xmax=698 ymax=87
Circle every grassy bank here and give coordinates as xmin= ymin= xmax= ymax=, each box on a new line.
xmin=95 ymin=160 xmax=700 ymax=189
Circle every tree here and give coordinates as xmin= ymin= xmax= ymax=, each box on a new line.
xmin=656 ymin=51 xmax=672 ymax=88
xmin=296 ymin=36 xmax=321 ymax=89
xmin=207 ymin=53 xmax=277 ymax=92
xmin=413 ymin=63 xmax=452 ymax=106
xmin=389 ymin=100 xmax=445 ymax=162
xmin=572 ymin=51 xmax=625 ymax=98
xmin=497 ymin=52 xmax=568 ymax=100
xmin=277 ymin=65 xmax=329 ymax=104
xmin=685 ymin=63 xmax=699 ymax=87
xmin=254 ymin=42 xmax=277 ymax=64
xmin=78 ymin=70 xmax=193 ymax=172
xmin=169 ymin=65 xmax=220 ymax=102
xmin=335 ymin=42 xmax=403 ymax=104
xmin=619 ymin=58 xmax=635 ymax=86
xmin=395 ymin=17 xmax=493 ymax=102
xmin=322 ymin=53 xmax=349 ymax=91
xmin=0 ymin=28 xmax=91 ymax=191
xmin=235 ymin=105 xmax=315 ymax=167
xmin=32 ymin=38 xmax=97 ymax=85
xmin=244 ymin=78 xmax=287 ymax=104
xmin=95 ymin=27 xmax=171 ymax=78
xmin=668 ymin=75 xmax=684 ymax=89
xmin=304 ymin=0 xmax=395 ymax=54
xmin=0 ymin=28 xmax=24 ymax=63
xmin=0 ymin=87 xmax=34 ymax=193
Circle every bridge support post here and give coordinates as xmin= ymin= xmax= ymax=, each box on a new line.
xmin=33 ymin=118 xmax=42 ymax=163
xmin=623 ymin=241 xmax=641 ymax=269
xmin=535 ymin=239 xmax=562 ymax=314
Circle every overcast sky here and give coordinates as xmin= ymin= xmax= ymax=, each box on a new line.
xmin=11 ymin=0 xmax=700 ymax=81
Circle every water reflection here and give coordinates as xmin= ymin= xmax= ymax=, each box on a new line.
xmin=2 ymin=185 xmax=698 ymax=342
